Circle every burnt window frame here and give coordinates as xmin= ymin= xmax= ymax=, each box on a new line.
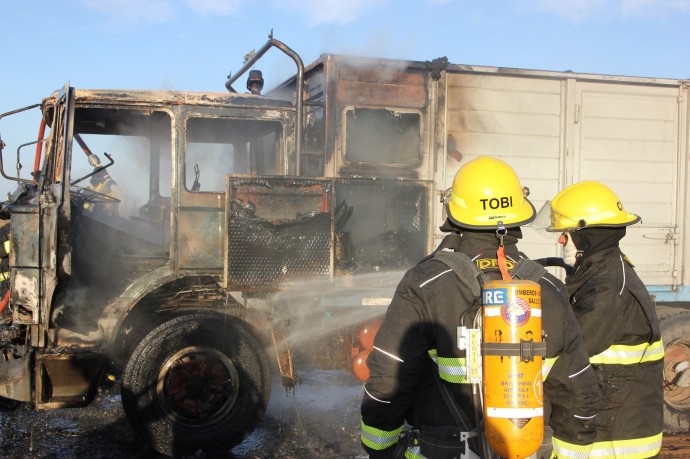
xmin=341 ymin=106 xmax=423 ymax=168
xmin=183 ymin=114 xmax=286 ymax=193
xmin=69 ymin=104 xmax=174 ymax=214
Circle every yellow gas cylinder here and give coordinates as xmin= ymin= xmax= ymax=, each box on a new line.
xmin=482 ymin=279 xmax=544 ymax=459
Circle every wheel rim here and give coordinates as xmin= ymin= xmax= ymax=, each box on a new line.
xmin=157 ymin=346 xmax=240 ymax=425
xmin=664 ymin=338 xmax=690 ymax=411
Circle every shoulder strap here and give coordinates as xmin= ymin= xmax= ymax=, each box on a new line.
xmin=433 ymin=250 xmax=483 ymax=297
xmin=510 ymin=258 xmax=547 ymax=282
xmin=430 ymin=250 xmax=484 ymax=434
xmin=435 ymin=251 xmax=547 ymax=287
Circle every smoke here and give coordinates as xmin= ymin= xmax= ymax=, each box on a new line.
xmin=267 ymin=270 xmax=404 ymax=350
xmin=71 ymin=134 xmax=160 ymax=219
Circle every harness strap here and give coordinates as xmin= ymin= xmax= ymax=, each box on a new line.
xmin=510 ymin=257 xmax=548 ymax=282
xmin=482 ymin=340 xmax=547 ymax=361
xmin=434 ymin=250 xmax=483 ymax=297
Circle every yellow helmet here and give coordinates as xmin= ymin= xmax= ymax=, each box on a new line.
xmin=445 ymin=156 xmax=535 ymax=229
xmin=548 ymin=181 xmax=640 ymax=231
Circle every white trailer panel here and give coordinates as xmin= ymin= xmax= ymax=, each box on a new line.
xmin=573 ymin=82 xmax=684 ymax=287
xmin=441 ymin=69 xmax=688 ymax=291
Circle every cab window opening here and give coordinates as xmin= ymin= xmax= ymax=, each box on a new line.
xmin=185 ymin=117 xmax=283 ymax=192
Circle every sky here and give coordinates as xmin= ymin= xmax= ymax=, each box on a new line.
xmin=1 ymin=0 xmax=689 ymax=195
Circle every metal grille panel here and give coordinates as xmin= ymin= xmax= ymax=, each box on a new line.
xmin=226 ymin=178 xmax=333 ymax=290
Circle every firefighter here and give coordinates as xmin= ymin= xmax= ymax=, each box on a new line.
xmin=83 ymin=166 xmax=121 ymax=216
xmin=546 ymin=181 xmax=664 ymax=458
xmin=0 ymin=219 xmax=9 ymax=324
xmin=360 ymin=156 xmax=601 ymax=459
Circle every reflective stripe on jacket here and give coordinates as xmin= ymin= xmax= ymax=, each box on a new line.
xmin=428 ymin=347 xmax=560 ymax=384
xmin=360 ymin=420 xmax=403 ymax=452
xmin=589 ymin=339 xmax=664 ymax=365
xmin=427 ymin=348 xmax=468 ymax=384
xmin=587 ymin=432 xmax=663 ymax=459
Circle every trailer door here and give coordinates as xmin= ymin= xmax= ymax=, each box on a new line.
xmin=443 ymin=72 xmax=566 ymax=260
xmin=573 ymin=81 xmax=685 ymax=287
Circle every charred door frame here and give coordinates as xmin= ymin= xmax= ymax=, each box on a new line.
xmin=10 ymin=84 xmax=72 ymax=337
xmin=175 ymin=106 xmax=294 ymax=272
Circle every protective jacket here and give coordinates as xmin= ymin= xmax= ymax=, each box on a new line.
xmin=0 ymin=221 xmax=10 ymax=323
xmin=361 ymin=232 xmax=601 ymax=459
xmin=0 ymin=221 xmax=9 ymax=285
xmin=83 ymin=170 xmax=121 ymax=216
xmin=566 ymin=246 xmax=664 ymax=458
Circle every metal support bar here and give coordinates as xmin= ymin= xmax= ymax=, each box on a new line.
xmin=225 ymin=33 xmax=305 ymax=174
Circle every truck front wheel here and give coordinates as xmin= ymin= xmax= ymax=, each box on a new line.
xmin=121 ymin=312 xmax=271 ymax=457
xmin=658 ymin=305 xmax=690 ymax=433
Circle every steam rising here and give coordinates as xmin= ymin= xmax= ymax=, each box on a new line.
xmin=268 ymin=269 xmax=403 ymax=350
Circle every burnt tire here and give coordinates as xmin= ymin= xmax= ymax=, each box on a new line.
xmin=658 ymin=305 xmax=690 ymax=434
xmin=121 ymin=312 xmax=271 ymax=457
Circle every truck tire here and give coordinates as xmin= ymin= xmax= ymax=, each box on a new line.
xmin=658 ymin=305 xmax=690 ymax=434
xmin=121 ymin=312 xmax=271 ymax=457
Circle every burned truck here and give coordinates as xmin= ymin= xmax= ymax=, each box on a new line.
xmin=0 ymin=37 xmax=432 ymax=456
xmin=2 ymin=34 xmax=690 ymax=456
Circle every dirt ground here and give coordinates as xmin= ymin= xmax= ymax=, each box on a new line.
xmin=1 ymin=366 xmax=686 ymax=458
xmin=0 ymin=366 xmax=366 ymax=459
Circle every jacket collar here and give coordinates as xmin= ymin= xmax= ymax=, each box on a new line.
xmin=434 ymin=232 xmax=522 ymax=270
xmin=566 ymin=246 xmax=623 ymax=294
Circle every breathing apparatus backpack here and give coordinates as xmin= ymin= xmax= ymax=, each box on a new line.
xmin=433 ymin=249 xmax=548 ymax=459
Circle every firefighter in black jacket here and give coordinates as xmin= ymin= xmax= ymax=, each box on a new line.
xmin=547 ymin=181 xmax=664 ymax=458
xmin=0 ymin=219 xmax=10 ymax=324
xmin=360 ymin=156 xmax=601 ymax=459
